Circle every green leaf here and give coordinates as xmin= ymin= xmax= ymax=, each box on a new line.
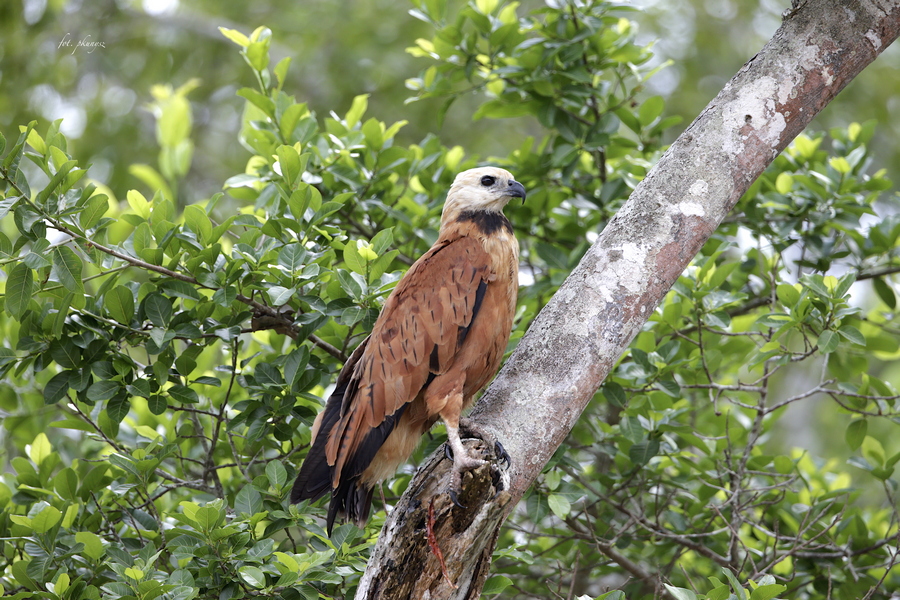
xmin=32 ymin=505 xmax=62 ymax=533
xmin=52 ymin=246 xmax=84 ymax=294
xmin=535 ymin=242 xmax=568 ymax=270
xmin=50 ymin=338 xmax=81 ymax=368
xmin=36 ymin=159 xmax=78 ymax=206
xmin=44 ymin=371 xmax=70 ymax=405
xmin=749 ymin=584 xmax=787 ymax=600
xmin=344 ymin=240 xmax=367 ymax=275
xmin=482 ymin=575 xmax=513 ymax=595
xmin=274 ymin=56 xmax=292 ymax=89
xmin=6 ymin=263 xmax=34 ymax=319
xmin=473 ymin=99 xmax=537 ymax=120
xmin=362 ymin=118 xmax=384 ymax=148
xmin=817 ymin=330 xmax=839 ymax=354
xmin=255 ymin=363 xmax=283 ymax=387
xmin=212 ymin=286 xmax=237 ymax=308
xmin=861 ymin=435 xmax=885 ymax=467
xmin=106 ymin=286 xmax=135 ymax=324
xmin=266 ymin=461 xmax=288 ymax=489
xmin=629 ymin=439 xmax=660 ymax=465
xmin=267 ymin=286 xmax=296 ymax=306
xmin=219 ymin=26 xmax=249 ymax=47
xmin=107 ymin=395 xmax=131 ymax=423
xmin=284 ymin=346 xmax=310 ymax=388
xmin=638 ymin=95 xmax=664 ymax=126
xmin=235 ymin=485 xmax=263 ymax=516
xmin=126 ymin=189 xmax=151 ymax=219
xmin=370 ymin=228 xmax=394 ymax=255
xmin=776 ymin=283 xmax=801 ymax=306
xmin=722 ymin=568 xmax=749 ymax=600
xmin=344 ymin=94 xmax=369 ymax=129
xmin=87 ymin=380 xmax=120 ymax=402
xmin=755 ymin=313 xmax=792 ymax=328
xmin=800 ymin=273 xmax=830 ymax=298
xmin=846 ymin=419 xmax=868 ymax=451
xmin=158 ymin=94 xmax=192 ymax=147
xmin=276 ymin=145 xmax=302 ymax=187
xmin=246 ymin=35 xmax=271 ymax=71
xmin=237 ymin=87 xmax=275 ymax=117
xmin=80 ymin=194 xmax=110 ymax=229
xmin=368 ymin=249 xmax=399 ymax=283
xmin=14 ymin=204 xmax=43 ymax=235
xmin=125 ymin=380 xmax=153 ymax=398
xmin=239 ymin=566 xmax=266 ymax=589
xmin=873 ymin=278 xmax=896 ymax=309
xmin=774 ymin=172 xmax=793 ymax=195
xmin=829 ymin=156 xmax=851 ymax=174
xmin=183 ymin=205 xmax=212 ymax=245
xmin=132 ymin=221 xmax=153 ymax=256
xmin=602 ymin=382 xmax=627 ymax=408
xmin=547 ymin=494 xmax=570 ymax=519
xmin=75 ymin=531 xmax=105 ymax=560
xmin=0 ymin=197 xmax=19 ymax=221
xmin=148 ymin=395 xmax=167 ymax=415
xmin=143 ymin=293 xmax=173 ymax=327
xmin=193 ymin=505 xmax=221 ymax=532
xmin=663 ymin=585 xmax=699 ymax=600
xmin=278 ymin=244 xmax=308 ymax=271
xmin=837 ymin=325 xmax=865 ymax=347
xmin=288 ymin=185 xmax=314 ymax=220
xmin=50 ymin=418 xmax=96 ymax=433
xmin=29 ymin=433 xmax=52 ymax=466
xmin=656 ymin=379 xmax=681 ymax=397
xmin=336 ymin=269 xmax=365 ymax=300
xmin=23 ymin=244 xmax=51 ymax=269
xmin=834 ymin=273 xmax=856 ymax=299
xmin=280 ymin=104 xmax=309 ymax=143
xmin=544 ymin=470 xmax=561 ymax=491
xmin=168 ymin=385 xmax=199 ymax=404
xmin=53 ymin=468 xmax=78 ymax=501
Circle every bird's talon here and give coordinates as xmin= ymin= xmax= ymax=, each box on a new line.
xmin=494 ymin=441 xmax=511 ymax=468
xmin=448 ymin=490 xmax=467 ymax=509
xmin=490 ymin=465 xmax=503 ymax=491
xmin=444 ymin=442 xmax=454 ymax=461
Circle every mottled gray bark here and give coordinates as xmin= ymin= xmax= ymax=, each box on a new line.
xmin=357 ymin=1 xmax=900 ymax=597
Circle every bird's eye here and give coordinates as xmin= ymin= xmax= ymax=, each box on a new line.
xmin=480 ymin=175 xmax=496 ymax=187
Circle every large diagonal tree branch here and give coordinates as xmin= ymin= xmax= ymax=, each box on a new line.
xmin=357 ymin=1 xmax=900 ymax=598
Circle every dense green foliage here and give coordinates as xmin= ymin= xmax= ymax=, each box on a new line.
xmin=1 ymin=1 xmax=899 ymax=599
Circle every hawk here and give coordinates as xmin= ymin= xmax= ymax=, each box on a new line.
xmin=291 ymin=167 xmax=524 ymax=533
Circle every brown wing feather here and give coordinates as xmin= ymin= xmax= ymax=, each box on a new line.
xmin=324 ymin=234 xmax=492 ymax=486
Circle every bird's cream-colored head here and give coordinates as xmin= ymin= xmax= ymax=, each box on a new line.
xmin=441 ymin=167 xmax=526 ymax=227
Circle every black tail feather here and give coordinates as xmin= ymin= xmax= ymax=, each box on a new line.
xmin=290 ymin=334 xmax=410 ymax=535
xmin=290 ymin=377 xmax=348 ymax=504
xmin=326 ymin=477 xmax=376 ymax=535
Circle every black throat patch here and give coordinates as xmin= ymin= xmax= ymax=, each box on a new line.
xmin=456 ymin=210 xmax=513 ymax=235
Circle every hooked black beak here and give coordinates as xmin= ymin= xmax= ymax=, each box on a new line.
xmin=506 ymin=180 xmax=527 ymax=203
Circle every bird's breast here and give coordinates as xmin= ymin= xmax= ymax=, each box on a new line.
xmin=481 ymin=230 xmax=519 ymax=309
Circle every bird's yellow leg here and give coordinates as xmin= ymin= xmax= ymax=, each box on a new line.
xmin=443 ymin=411 xmax=486 ymax=471
xmin=440 ymin=404 xmax=486 ymax=505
